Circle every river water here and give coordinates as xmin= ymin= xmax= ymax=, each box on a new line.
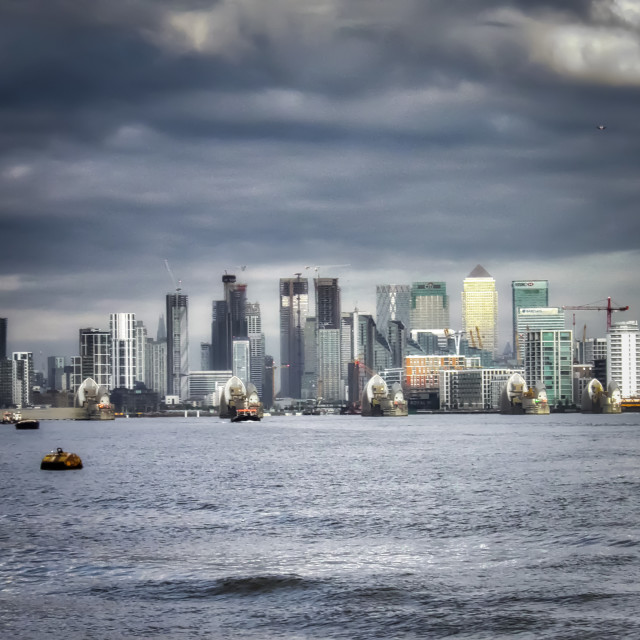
xmin=1 ymin=413 xmax=639 ymax=639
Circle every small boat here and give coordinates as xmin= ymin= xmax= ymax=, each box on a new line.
xmin=231 ymin=408 xmax=261 ymax=422
xmin=15 ymin=419 xmax=39 ymax=429
xmin=40 ymin=448 xmax=83 ymax=470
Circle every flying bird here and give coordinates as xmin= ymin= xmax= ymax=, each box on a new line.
xmin=596 ymin=125 xmax=606 ymax=130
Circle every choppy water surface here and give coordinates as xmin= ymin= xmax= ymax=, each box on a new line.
xmin=1 ymin=413 xmax=639 ymax=639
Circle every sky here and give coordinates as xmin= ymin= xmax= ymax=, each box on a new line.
xmin=1 ymin=0 xmax=639 ymax=370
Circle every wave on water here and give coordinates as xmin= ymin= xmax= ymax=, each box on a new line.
xmin=90 ymin=574 xmax=315 ymax=601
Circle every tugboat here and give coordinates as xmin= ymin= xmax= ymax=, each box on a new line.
xmin=41 ymin=448 xmax=83 ymax=470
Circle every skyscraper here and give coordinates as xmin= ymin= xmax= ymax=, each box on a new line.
xmin=279 ymin=276 xmax=309 ymax=397
xmin=515 ymin=307 xmax=565 ymax=363
xmin=134 ymin=320 xmax=147 ymax=385
xmin=12 ymin=352 xmax=33 ymax=407
xmin=232 ymin=339 xmax=250 ymax=382
xmin=0 ymin=318 xmax=6 ymax=359
xmin=166 ymin=292 xmax=189 ymax=400
xmin=79 ymin=328 xmax=111 ymax=389
xmin=47 ymin=356 xmax=66 ymax=392
xmin=110 ymin=313 xmax=137 ymax=389
xmin=462 ymin=265 xmax=498 ymax=359
xmin=246 ymin=302 xmax=265 ymax=397
xmin=607 ymin=321 xmax=639 ymax=397
xmin=376 ymin=285 xmax=411 ymax=337
xmin=315 ymin=278 xmax=341 ymax=402
xmin=410 ymin=282 xmax=450 ymax=331
xmin=524 ymin=330 xmax=573 ymax=406
xmin=512 ymin=280 xmax=549 ymax=353
xmin=211 ymin=274 xmax=247 ymax=370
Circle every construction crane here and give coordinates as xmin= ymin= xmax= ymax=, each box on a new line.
xmin=305 ymin=264 xmax=351 ymax=279
xmin=164 ymin=259 xmax=182 ymax=292
xmin=562 ymin=297 xmax=629 ymax=332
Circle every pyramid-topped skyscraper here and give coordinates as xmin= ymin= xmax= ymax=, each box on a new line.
xmin=462 ymin=265 xmax=498 ymax=359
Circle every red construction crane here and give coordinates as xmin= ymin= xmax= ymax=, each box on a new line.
xmin=562 ymin=297 xmax=629 ymax=332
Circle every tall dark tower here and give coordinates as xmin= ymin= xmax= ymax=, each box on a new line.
xmin=0 ymin=318 xmax=6 ymax=360
xmin=279 ymin=276 xmax=309 ymax=398
xmin=211 ymin=274 xmax=248 ymax=371
xmin=315 ymin=277 xmax=341 ymax=329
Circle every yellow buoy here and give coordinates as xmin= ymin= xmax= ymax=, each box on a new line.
xmin=41 ymin=448 xmax=83 ymax=470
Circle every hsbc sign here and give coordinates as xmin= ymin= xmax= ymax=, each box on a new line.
xmin=513 ymin=281 xmax=546 ymax=288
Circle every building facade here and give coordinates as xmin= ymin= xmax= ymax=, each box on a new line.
xmin=512 ymin=280 xmax=548 ymax=352
xmin=515 ymin=307 xmax=565 ymax=363
xmin=524 ymin=330 xmax=573 ymax=406
xmin=279 ymin=276 xmax=309 ymax=398
xmin=410 ymin=282 xmax=450 ymax=331
xmin=607 ymin=321 xmax=639 ymax=398
xmin=79 ymin=328 xmax=111 ymax=390
xmin=110 ymin=313 xmax=137 ymax=390
xmin=166 ymin=293 xmax=189 ymax=400
xmin=12 ymin=352 xmax=33 ymax=407
xmin=246 ymin=302 xmax=265 ymax=397
xmin=462 ymin=265 xmax=498 ymax=359
xmin=376 ymin=284 xmax=411 ymax=339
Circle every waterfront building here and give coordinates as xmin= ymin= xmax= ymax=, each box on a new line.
xmin=246 ymin=302 xmax=265 ymax=397
xmin=0 ymin=358 xmax=12 ymax=407
xmin=188 ymin=370 xmax=232 ymax=405
xmin=512 ymin=281 xmax=548 ymax=353
xmin=462 ymin=265 xmax=498 ymax=360
xmin=47 ymin=356 xmax=66 ymax=392
xmin=134 ymin=320 xmax=147 ymax=385
xmin=317 ymin=328 xmax=342 ymax=403
xmin=110 ymin=313 xmax=137 ymax=390
xmin=376 ymin=285 xmax=411 ymax=340
xmin=410 ymin=282 xmax=450 ymax=331
xmin=576 ymin=337 xmax=608 ymax=365
xmin=405 ymin=355 xmax=477 ymax=390
xmin=439 ymin=368 xmax=522 ymax=411
xmin=79 ymin=328 xmax=111 ymax=390
xmin=515 ymin=307 xmax=565 ymax=363
xmin=146 ymin=338 xmax=167 ymax=399
xmin=166 ymin=293 xmax=189 ymax=401
xmin=524 ymin=330 xmax=573 ymax=406
xmin=607 ymin=321 xmax=639 ymax=397
xmin=232 ymin=339 xmax=251 ymax=383
xmin=12 ymin=352 xmax=33 ymax=407
xmin=279 ymin=276 xmax=309 ymax=398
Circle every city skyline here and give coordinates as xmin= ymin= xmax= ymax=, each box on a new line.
xmin=1 ymin=268 xmax=635 ymax=375
xmin=1 ymin=1 xmax=639 ymax=364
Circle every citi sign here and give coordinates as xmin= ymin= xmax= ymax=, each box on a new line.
xmin=514 ymin=281 xmax=544 ymax=287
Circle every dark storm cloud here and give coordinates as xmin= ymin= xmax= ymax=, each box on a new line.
xmin=1 ymin=0 xmax=639 ymax=355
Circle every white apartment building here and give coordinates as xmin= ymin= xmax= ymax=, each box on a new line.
xmin=607 ymin=321 xmax=639 ymax=397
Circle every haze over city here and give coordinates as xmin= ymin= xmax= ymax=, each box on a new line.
xmin=1 ymin=0 xmax=639 ymax=364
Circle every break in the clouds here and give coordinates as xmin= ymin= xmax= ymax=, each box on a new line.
xmin=1 ymin=0 xmax=639 ymax=360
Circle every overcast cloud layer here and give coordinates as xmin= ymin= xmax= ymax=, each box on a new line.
xmin=1 ymin=0 xmax=639 ymax=365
